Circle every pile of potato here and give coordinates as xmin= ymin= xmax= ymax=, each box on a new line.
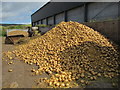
xmin=4 ymin=21 xmax=119 ymax=88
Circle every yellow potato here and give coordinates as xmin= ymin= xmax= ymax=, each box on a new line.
xmin=4 ymin=21 xmax=119 ymax=88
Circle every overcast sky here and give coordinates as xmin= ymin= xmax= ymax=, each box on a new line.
xmin=0 ymin=1 xmax=50 ymax=24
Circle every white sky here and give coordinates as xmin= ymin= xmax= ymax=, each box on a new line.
xmin=0 ymin=0 xmax=50 ymax=24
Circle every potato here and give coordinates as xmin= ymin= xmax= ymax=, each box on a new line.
xmin=5 ymin=21 xmax=119 ymax=88
xmin=80 ymin=80 xmax=85 ymax=83
xmin=8 ymin=69 xmax=13 ymax=72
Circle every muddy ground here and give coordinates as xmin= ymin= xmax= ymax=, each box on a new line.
xmin=1 ymin=37 xmax=119 ymax=88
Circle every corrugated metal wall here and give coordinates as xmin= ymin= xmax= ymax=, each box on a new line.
xmin=55 ymin=12 xmax=65 ymax=24
xmin=48 ymin=16 xmax=54 ymax=25
xmin=67 ymin=6 xmax=84 ymax=22
xmin=39 ymin=21 xmax=42 ymax=24
xmin=42 ymin=19 xmax=46 ymax=24
xmin=32 ymin=2 xmax=119 ymax=26
xmin=87 ymin=2 xmax=118 ymax=21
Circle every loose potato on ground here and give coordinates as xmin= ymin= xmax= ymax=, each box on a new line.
xmin=4 ymin=21 xmax=119 ymax=88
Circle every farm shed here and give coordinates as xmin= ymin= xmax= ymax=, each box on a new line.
xmin=31 ymin=2 xmax=119 ymax=26
xmin=31 ymin=2 xmax=120 ymax=44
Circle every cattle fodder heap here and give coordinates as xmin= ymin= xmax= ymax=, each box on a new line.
xmin=4 ymin=21 xmax=119 ymax=88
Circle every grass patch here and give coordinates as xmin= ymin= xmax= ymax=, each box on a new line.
xmin=0 ymin=30 xmax=7 ymax=37
xmin=6 ymin=24 xmax=31 ymax=29
xmin=0 ymin=24 xmax=31 ymax=37
xmin=0 ymin=26 xmax=2 ymax=30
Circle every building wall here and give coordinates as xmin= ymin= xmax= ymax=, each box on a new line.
xmin=39 ymin=20 xmax=42 ymax=24
xmin=67 ymin=6 xmax=84 ymax=23
xmin=87 ymin=2 xmax=118 ymax=22
xmin=32 ymin=2 xmax=119 ymax=26
xmin=31 ymin=2 xmax=85 ymax=22
xmin=42 ymin=19 xmax=46 ymax=24
xmin=55 ymin=12 xmax=65 ymax=24
xmin=31 ymin=2 xmax=119 ymax=44
xmin=48 ymin=16 xmax=54 ymax=25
